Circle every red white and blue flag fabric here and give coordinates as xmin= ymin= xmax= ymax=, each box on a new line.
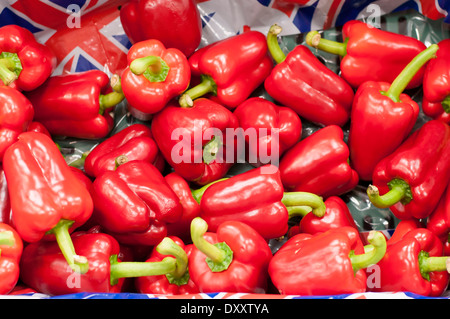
xmin=0 ymin=0 xmax=448 ymax=75
xmin=6 ymin=291 xmax=450 ymax=299
xmin=0 ymin=0 xmax=130 ymax=76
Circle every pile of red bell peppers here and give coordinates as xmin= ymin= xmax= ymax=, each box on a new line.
xmin=1 ymin=2 xmax=450 ymax=298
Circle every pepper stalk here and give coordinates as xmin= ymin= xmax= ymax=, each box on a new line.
xmin=155 ymin=237 xmax=190 ymax=286
xmin=190 ymin=217 xmax=233 ymax=272
xmin=441 ymin=96 xmax=450 ymax=113
xmin=98 ymin=74 xmax=125 ymax=115
xmin=190 ymin=178 xmax=229 ymax=204
xmin=109 ymin=255 xmax=177 ymax=286
xmin=382 ymin=44 xmax=439 ymax=103
xmin=46 ymin=219 xmax=90 ymax=274
xmin=282 ymin=192 xmax=327 ymax=218
xmin=367 ymin=179 xmax=413 ymax=209
xmin=266 ymin=24 xmax=287 ymax=64
xmin=179 ymin=75 xmax=217 ymax=108
xmin=0 ymin=230 xmax=15 ymax=251
xmin=418 ymin=251 xmax=450 ymax=281
xmin=0 ymin=52 xmax=22 ymax=86
xmin=109 ymin=236 xmax=193 ymax=286
xmin=130 ymin=55 xmax=170 ymax=82
xmin=349 ymin=230 xmax=387 ymax=275
xmin=305 ymin=31 xmax=348 ymax=57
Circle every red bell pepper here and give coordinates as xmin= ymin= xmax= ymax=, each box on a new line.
xmin=69 ymin=166 xmax=93 ymax=190
xmin=20 ymin=232 xmax=185 ymax=295
xmin=387 ymin=219 xmax=424 ymax=247
xmin=121 ymin=39 xmax=191 ymax=120
xmin=298 ymin=196 xmax=359 ymax=236
xmin=305 ymin=20 xmax=427 ymax=89
xmin=0 ymin=86 xmax=34 ymax=162
xmin=89 ymin=159 xmax=183 ymax=247
xmin=348 ymin=45 xmax=437 ymax=181
xmin=26 ymin=121 xmax=51 ymax=137
xmin=0 ymin=223 xmax=23 ymax=294
xmin=233 ymin=96 xmax=302 ymax=166
xmin=152 ymin=98 xmax=239 ymax=186
xmin=371 ymin=228 xmax=450 ymax=297
xmin=422 ymin=39 xmax=450 ymax=124
xmin=165 ymin=172 xmax=202 ymax=243
xmin=135 ymin=236 xmax=199 ymax=295
xmin=0 ymin=166 xmax=10 ymax=226
xmin=25 ymin=70 xmax=124 ymax=139
xmin=82 ymin=123 xmax=160 ymax=178
xmin=0 ymin=24 xmax=56 ymax=91
xmin=74 ymin=224 xmax=137 ymax=262
xmin=265 ymin=24 xmax=354 ymax=127
xmin=367 ymin=120 xmax=450 ymax=220
xmin=279 ymin=125 xmax=359 ymax=198
xmin=119 ymin=0 xmax=202 ymax=57
xmin=269 ymin=227 xmax=386 ymax=296
xmin=188 ymin=217 xmax=273 ymax=293
xmin=198 ymin=165 xmax=326 ymax=240
xmin=3 ymin=131 xmax=93 ymax=273
xmin=179 ymin=31 xmax=273 ymax=109
xmin=427 ymin=185 xmax=450 ymax=255
xmin=62 ymin=167 xmax=96 ymax=233
xmin=422 ymin=100 xmax=450 ymax=124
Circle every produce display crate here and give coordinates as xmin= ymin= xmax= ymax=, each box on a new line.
xmin=2 ymin=0 xmax=450 ymax=304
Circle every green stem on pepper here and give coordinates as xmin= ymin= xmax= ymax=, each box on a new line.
xmin=109 ymin=255 xmax=177 ymax=286
xmin=202 ymin=136 xmax=223 ymax=165
xmin=282 ymin=192 xmax=327 ymax=218
xmin=46 ymin=219 xmax=90 ymax=274
xmin=305 ymin=31 xmax=347 ymax=57
xmin=98 ymin=74 xmax=125 ymax=114
xmin=179 ymin=74 xmax=217 ymax=108
xmin=382 ymin=44 xmax=439 ymax=103
xmin=155 ymin=237 xmax=190 ymax=286
xmin=190 ymin=217 xmax=233 ymax=272
xmin=441 ymin=96 xmax=450 ymax=113
xmin=418 ymin=251 xmax=450 ymax=281
xmin=0 ymin=230 xmax=14 ymax=259
xmin=349 ymin=230 xmax=387 ymax=274
xmin=286 ymin=206 xmax=314 ymax=218
xmin=0 ymin=52 xmax=22 ymax=86
xmin=190 ymin=178 xmax=229 ymax=205
xmin=0 ymin=62 xmax=17 ymax=85
xmin=367 ymin=178 xmax=413 ymax=209
xmin=130 ymin=55 xmax=170 ymax=83
xmin=267 ymin=24 xmax=286 ymax=64
xmin=0 ymin=231 xmax=14 ymax=248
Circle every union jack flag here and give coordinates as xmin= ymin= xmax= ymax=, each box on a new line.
xmin=254 ymin=0 xmax=449 ymax=33
xmin=0 ymin=0 xmax=130 ymax=76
